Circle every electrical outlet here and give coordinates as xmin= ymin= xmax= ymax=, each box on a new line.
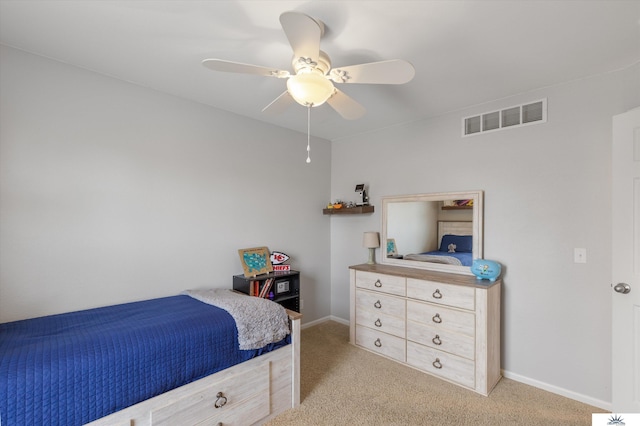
xmin=574 ymin=248 xmax=587 ymax=263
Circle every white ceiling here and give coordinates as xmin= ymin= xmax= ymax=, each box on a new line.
xmin=1 ymin=1 xmax=638 ymax=141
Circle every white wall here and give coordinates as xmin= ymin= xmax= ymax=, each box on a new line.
xmin=3 ymin=42 xmax=639 ymax=410
xmin=329 ymin=64 xmax=640 ymax=407
xmin=0 ymin=45 xmax=332 ymax=323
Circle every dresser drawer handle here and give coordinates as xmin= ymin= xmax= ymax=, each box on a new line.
xmin=374 ymin=338 xmax=382 ymax=347
xmin=214 ymin=391 xmax=228 ymax=408
xmin=374 ymin=279 xmax=382 ymax=288
xmin=433 ymin=358 xmax=443 ymax=369
xmin=374 ymin=300 xmax=382 ymax=309
xmin=432 ymin=289 xmax=443 ymax=299
xmin=432 ymin=335 xmax=442 ymax=345
xmin=374 ymin=318 xmax=382 ymax=327
xmin=432 ymin=313 xmax=442 ymax=324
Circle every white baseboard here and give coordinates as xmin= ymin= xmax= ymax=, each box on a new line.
xmin=301 ymin=315 xmax=349 ymax=330
xmin=502 ymin=370 xmax=611 ymax=411
xmin=328 ymin=315 xmax=350 ymax=326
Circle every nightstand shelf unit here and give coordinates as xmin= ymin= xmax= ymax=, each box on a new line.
xmin=233 ymin=270 xmax=300 ymax=312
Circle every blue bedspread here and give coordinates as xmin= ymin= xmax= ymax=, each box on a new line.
xmin=0 ymin=295 xmax=289 ymax=426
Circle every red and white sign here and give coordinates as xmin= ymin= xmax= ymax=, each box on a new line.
xmin=272 ymin=264 xmax=291 ymax=271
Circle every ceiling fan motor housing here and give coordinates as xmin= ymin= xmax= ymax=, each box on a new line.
xmin=292 ymin=50 xmax=331 ymax=76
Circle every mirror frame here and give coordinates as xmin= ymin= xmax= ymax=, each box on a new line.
xmin=381 ymin=190 xmax=484 ymax=275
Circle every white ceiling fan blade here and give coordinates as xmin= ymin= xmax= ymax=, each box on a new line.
xmin=202 ymin=59 xmax=290 ymax=78
xmin=279 ymin=11 xmax=322 ymax=62
xmin=329 ymin=60 xmax=415 ymax=85
xmin=326 ymin=89 xmax=366 ymax=120
xmin=262 ymin=91 xmax=295 ymax=115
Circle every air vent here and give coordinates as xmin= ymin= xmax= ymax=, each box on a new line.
xmin=463 ymin=99 xmax=547 ymax=136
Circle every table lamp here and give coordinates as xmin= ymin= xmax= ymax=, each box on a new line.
xmin=363 ymin=232 xmax=380 ymax=265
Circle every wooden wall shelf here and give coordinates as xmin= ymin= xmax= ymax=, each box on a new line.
xmin=323 ymin=205 xmax=375 ymax=215
xmin=441 ymin=205 xmax=473 ymax=210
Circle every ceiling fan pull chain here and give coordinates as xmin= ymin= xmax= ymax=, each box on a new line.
xmin=306 ymin=106 xmax=311 ymax=163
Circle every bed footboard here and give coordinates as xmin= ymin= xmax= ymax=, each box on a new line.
xmin=87 ymin=310 xmax=301 ymax=426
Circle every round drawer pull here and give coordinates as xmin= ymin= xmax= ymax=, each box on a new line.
xmin=374 ymin=279 xmax=382 ymax=288
xmin=374 ymin=300 xmax=382 ymax=309
xmin=432 ymin=335 xmax=442 ymax=345
xmin=374 ymin=338 xmax=382 ymax=347
xmin=432 ymin=313 xmax=442 ymax=324
xmin=432 ymin=289 xmax=443 ymax=299
xmin=214 ymin=391 xmax=228 ymax=408
xmin=374 ymin=318 xmax=382 ymax=327
xmin=433 ymin=358 xmax=443 ymax=369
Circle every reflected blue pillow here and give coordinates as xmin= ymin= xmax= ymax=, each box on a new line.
xmin=439 ymin=235 xmax=473 ymax=253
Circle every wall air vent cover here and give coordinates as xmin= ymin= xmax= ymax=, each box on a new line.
xmin=463 ymin=99 xmax=547 ymax=136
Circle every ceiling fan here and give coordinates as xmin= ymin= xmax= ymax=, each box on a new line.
xmin=202 ymin=11 xmax=416 ymax=121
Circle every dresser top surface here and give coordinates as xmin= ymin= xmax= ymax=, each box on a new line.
xmin=350 ymin=263 xmax=501 ymax=289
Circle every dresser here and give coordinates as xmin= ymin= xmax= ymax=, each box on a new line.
xmin=349 ymin=263 xmax=501 ymax=396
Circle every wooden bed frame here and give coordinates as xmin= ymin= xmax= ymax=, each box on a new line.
xmin=87 ymin=310 xmax=302 ymax=426
xmin=437 ymin=221 xmax=472 ymax=245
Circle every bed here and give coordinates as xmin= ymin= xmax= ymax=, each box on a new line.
xmin=403 ymin=221 xmax=473 ymax=266
xmin=0 ymin=289 xmax=301 ymax=426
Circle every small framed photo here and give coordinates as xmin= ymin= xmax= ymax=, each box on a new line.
xmin=238 ymin=246 xmax=273 ymax=277
xmin=386 ymin=238 xmax=397 ymax=256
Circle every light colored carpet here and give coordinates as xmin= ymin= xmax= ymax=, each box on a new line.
xmin=266 ymin=321 xmax=605 ymax=426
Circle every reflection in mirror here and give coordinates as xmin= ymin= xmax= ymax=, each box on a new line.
xmin=381 ymin=191 xmax=483 ymax=275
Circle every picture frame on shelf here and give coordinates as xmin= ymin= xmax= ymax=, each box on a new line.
xmin=238 ymin=246 xmax=273 ymax=277
xmin=386 ymin=238 xmax=397 ymax=256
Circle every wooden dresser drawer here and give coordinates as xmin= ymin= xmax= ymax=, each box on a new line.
xmin=406 ymin=341 xmax=475 ymax=389
xmin=151 ymin=361 xmax=270 ymax=425
xmin=356 ymin=308 xmax=406 ymax=338
xmin=356 ymin=289 xmax=406 ymax=318
xmin=407 ymin=319 xmax=474 ymax=360
xmin=406 ymin=300 xmax=474 ymax=337
xmin=356 ymin=271 xmax=406 ymax=297
xmin=407 ymin=278 xmax=475 ymax=310
xmin=355 ymin=325 xmax=406 ymax=362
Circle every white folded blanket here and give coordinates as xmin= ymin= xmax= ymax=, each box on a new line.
xmin=183 ymin=289 xmax=290 ymax=350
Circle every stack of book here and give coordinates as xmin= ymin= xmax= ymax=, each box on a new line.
xmin=249 ymin=278 xmax=275 ymax=299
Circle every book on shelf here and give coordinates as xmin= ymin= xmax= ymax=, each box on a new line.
xmin=265 ymin=278 xmax=274 ymax=298
xmin=258 ymin=278 xmax=274 ymax=298
xmin=251 ymin=280 xmax=260 ymax=297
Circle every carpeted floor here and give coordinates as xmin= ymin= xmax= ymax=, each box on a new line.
xmin=266 ymin=320 xmax=605 ymax=426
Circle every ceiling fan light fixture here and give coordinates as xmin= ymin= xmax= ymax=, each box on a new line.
xmin=286 ymin=71 xmax=334 ymax=107
xmin=203 ymin=12 xmax=413 ymax=122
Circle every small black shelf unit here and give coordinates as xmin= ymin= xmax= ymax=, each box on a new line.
xmin=233 ymin=270 xmax=300 ymax=312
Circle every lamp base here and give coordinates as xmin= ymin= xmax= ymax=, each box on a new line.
xmin=367 ymin=248 xmax=376 ymax=265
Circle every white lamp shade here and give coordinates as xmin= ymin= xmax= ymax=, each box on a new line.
xmin=286 ymin=72 xmax=334 ymax=107
xmin=363 ymin=232 xmax=380 ymax=248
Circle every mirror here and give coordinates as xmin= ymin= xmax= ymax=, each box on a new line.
xmin=381 ymin=191 xmax=483 ymax=275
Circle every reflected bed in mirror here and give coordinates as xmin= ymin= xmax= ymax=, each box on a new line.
xmin=381 ymin=191 xmax=483 ymax=275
